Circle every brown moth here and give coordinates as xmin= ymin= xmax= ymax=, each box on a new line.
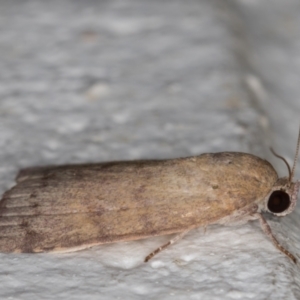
xmin=0 ymin=131 xmax=299 ymax=263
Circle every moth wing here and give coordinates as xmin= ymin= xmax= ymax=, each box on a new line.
xmin=0 ymin=153 xmax=278 ymax=253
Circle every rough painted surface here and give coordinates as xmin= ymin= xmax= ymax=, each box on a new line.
xmin=0 ymin=0 xmax=299 ymax=299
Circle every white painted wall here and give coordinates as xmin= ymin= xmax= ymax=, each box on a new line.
xmin=0 ymin=0 xmax=299 ymax=299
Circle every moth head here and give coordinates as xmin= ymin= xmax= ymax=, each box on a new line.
xmin=265 ymin=177 xmax=300 ymax=216
xmin=264 ymin=129 xmax=300 ymax=217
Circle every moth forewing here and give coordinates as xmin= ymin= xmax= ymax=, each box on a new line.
xmin=0 ymin=153 xmax=276 ymax=253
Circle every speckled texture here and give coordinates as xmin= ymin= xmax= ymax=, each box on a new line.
xmin=0 ymin=0 xmax=299 ymax=299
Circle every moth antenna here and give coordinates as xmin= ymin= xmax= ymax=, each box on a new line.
xmin=290 ymin=126 xmax=300 ymax=182
xmin=270 ymin=147 xmax=292 ymax=180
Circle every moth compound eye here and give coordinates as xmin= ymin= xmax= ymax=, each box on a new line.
xmin=267 ymin=191 xmax=291 ymax=213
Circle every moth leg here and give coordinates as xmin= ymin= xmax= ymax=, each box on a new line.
xmin=144 ymin=229 xmax=190 ymax=262
xmin=256 ymin=213 xmax=297 ymax=264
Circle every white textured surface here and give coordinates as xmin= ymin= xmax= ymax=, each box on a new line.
xmin=0 ymin=0 xmax=299 ymax=299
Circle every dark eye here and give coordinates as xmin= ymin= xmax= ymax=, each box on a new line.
xmin=267 ymin=191 xmax=291 ymax=213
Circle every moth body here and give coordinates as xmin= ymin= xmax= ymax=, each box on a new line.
xmin=0 ymin=149 xmax=299 ymax=263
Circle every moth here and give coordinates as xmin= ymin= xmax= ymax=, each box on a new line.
xmin=0 ymin=131 xmax=299 ymax=264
